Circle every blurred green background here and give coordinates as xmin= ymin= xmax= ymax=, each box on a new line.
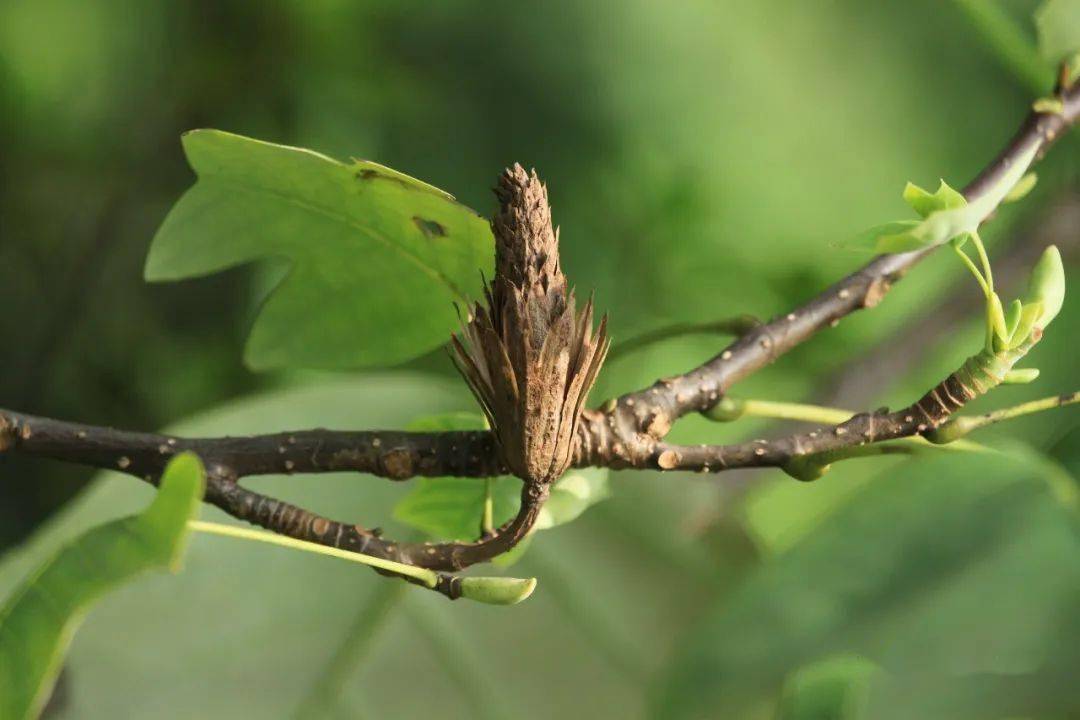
xmin=1 ymin=0 xmax=1078 ymax=718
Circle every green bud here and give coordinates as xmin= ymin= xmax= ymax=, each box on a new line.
xmin=459 ymin=576 xmax=537 ymax=605
xmin=782 ymin=456 xmax=828 ymax=482
xmin=703 ymin=397 xmax=746 ymax=423
xmin=1003 ymin=368 xmax=1040 ymax=384
xmin=1023 ymin=245 xmax=1066 ymax=327
xmin=1033 ymin=96 xmax=1066 ymax=115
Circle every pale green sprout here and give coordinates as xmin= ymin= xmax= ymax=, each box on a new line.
xmin=844 ymin=141 xmax=1039 ymax=254
xmin=949 ymin=243 xmax=1065 ymax=385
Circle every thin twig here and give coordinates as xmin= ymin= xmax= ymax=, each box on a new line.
xmin=606 ymin=315 xmax=761 ymax=363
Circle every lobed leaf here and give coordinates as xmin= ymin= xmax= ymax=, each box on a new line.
xmin=393 ymin=412 xmax=610 ymax=562
xmin=146 ymin=130 xmax=493 ymax=371
xmin=846 ymin=142 xmax=1040 ymax=256
xmin=901 ymin=179 xmax=966 ymax=218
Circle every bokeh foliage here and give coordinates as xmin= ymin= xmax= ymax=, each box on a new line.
xmin=1 ymin=0 xmax=1078 ymax=718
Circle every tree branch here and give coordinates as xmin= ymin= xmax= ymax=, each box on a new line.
xmin=2 ymin=79 xmax=1079 ymax=587
xmin=0 ymin=409 xmax=502 ymax=482
xmin=574 ymin=81 xmax=1080 ymax=469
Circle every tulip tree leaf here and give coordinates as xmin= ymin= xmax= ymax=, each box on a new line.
xmin=393 ymin=413 xmax=610 ymax=560
xmin=844 ymin=142 xmax=1039 ymax=255
xmin=0 ymin=454 xmax=204 ymax=720
xmin=902 ymin=180 xmax=966 ymax=218
xmin=146 ymin=130 xmax=493 ymax=371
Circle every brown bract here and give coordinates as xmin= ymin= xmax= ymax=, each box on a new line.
xmin=450 ymin=164 xmax=609 ymax=485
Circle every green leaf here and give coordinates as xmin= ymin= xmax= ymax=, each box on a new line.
xmin=0 ymin=454 xmax=204 ymax=720
xmin=1036 ymin=0 xmax=1080 ymax=65
xmin=855 ymin=142 xmax=1043 ymax=257
xmin=987 ymin=292 xmax=1009 ymax=351
xmin=534 ymin=467 xmax=611 ymax=530
xmin=838 ymin=220 xmax=920 ymax=253
xmin=901 ymin=179 xmax=966 ymax=218
xmin=393 ymin=476 xmax=521 ymax=542
xmin=146 ymin=130 xmax=493 ymax=371
xmin=393 ymin=412 xmax=610 ymax=559
xmin=657 ymin=449 xmax=1080 ymax=719
xmin=392 ymin=413 xmax=520 ymax=542
xmin=1002 ymin=297 xmax=1022 ymax=339
xmin=1007 ymin=301 xmax=1044 ymax=349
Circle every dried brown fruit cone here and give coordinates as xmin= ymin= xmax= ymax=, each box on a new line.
xmin=450 ymin=164 xmax=609 ymax=486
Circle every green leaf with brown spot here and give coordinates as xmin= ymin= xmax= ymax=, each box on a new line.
xmin=146 ymin=130 xmax=493 ymax=370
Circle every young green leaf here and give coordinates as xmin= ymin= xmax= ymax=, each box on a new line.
xmin=901 ymin=179 xmax=966 ymax=218
xmin=987 ymin=292 xmax=1009 ymax=351
xmin=837 ymin=220 xmax=920 ymax=253
xmin=146 ymin=130 xmax=493 ymax=371
xmin=1003 ymin=297 xmax=1023 ymax=339
xmin=851 ymin=142 xmax=1042 ymax=256
xmin=0 ymin=453 xmax=204 ymax=720
xmin=1007 ymin=301 xmax=1045 ymax=349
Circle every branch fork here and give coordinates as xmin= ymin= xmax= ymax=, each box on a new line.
xmin=3 ymin=78 xmax=1080 ymax=598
